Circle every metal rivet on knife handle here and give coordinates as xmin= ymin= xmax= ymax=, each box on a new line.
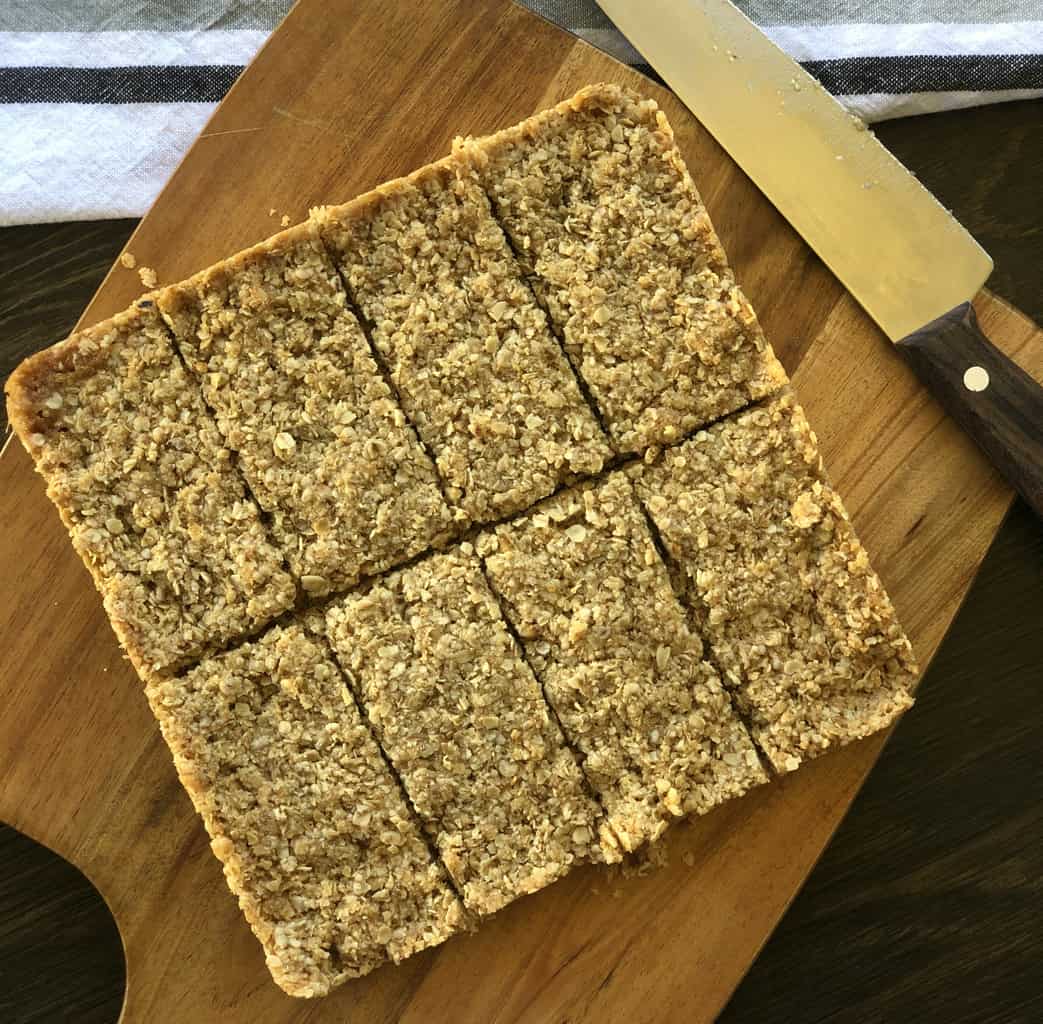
xmin=963 ymin=366 xmax=990 ymax=393
xmin=895 ymin=302 xmax=1043 ymax=519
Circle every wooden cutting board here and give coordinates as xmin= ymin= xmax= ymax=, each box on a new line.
xmin=1 ymin=1 xmax=1040 ymax=1020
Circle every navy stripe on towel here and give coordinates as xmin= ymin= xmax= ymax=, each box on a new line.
xmin=0 ymin=65 xmax=243 ymax=104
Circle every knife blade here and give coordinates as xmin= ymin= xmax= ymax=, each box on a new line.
xmin=597 ymin=0 xmax=1043 ymax=517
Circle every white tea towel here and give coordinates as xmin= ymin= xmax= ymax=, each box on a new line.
xmin=1 ymin=0 xmax=1040 ymax=225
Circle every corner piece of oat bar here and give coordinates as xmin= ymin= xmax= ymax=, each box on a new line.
xmin=631 ymin=391 xmax=918 ymax=773
xmin=314 ymin=159 xmax=611 ymax=523
xmin=157 ymin=220 xmax=454 ymax=597
xmin=146 ymin=622 xmax=466 ymax=998
xmin=324 ymin=548 xmax=612 ymax=916
xmin=457 ymin=82 xmax=787 ymax=454
xmin=4 ymin=300 xmax=295 ymax=680
xmin=478 ymin=472 xmax=767 ymax=853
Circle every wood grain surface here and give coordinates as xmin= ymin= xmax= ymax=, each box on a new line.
xmin=1 ymin=2 xmax=1041 ymax=1022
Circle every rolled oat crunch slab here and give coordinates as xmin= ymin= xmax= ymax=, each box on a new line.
xmin=4 ymin=301 xmax=295 ymax=680
xmin=158 ymin=221 xmax=454 ymax=597
xmin=324 ymin=549 xmax=610 ymax=916
xmin=316 ymin=162 xmax=611 ymax=523
xmin=631 ymin=393 xmax=917 ymax=773
xmin=478 ymin=473 xmax=766 ymax=853
xmin=460 ymin=82 xmax=786 ymax=454
xmin=146 ymin=623 xmax=466 ymax=998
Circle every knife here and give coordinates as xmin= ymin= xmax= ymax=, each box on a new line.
xmin=597 ymin=0 xmax=1043 ymax=518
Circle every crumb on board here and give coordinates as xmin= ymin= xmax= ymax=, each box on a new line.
xmin=119 ymin=251 xmax=137 ymax=269
xmin=138 ymin=265 xmax=158 ymax=288
xmin=281 ymin=214 xmax=291 ymax=227
xmin=615 ymin=840 xmax=669 ymax=879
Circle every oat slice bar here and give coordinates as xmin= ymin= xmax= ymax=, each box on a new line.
xmin=315 ymin=161 xmax=611 ymax=523
xmin=158 ymin=221 xmax=454 ymax=597
xmin=324 ymin=549 xmax=610 ymax=915
xmin=460 ymin=82 xmax=786 ymax=453
xmin=478 ymin=473 xmax=766 ymax=853
xmin=631 ymin=392 xmax=917 ymax=772
xmin=5 ymin=301 xmax=295 ymax=679
xmin=146 ymin=622 xmax=465 ymax=998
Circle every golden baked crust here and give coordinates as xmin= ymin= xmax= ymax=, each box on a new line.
xmin=457 ymin=82 xmax=786 ymax=454
xmin=315 ymin=162 xmax=611 ymax=522
xmin=631 ymin=392 xmax=917 ymax=772
xmin=478 ymin=473 xmax=767 ymax=853
xmin=4 ymin=300 xmax=295 ymax=679
xmin=324 ymin=548 xmax=611 ymax=915
xmin=146 ymin=623 xmax=466 ymax=997
xmin=158 ymin=220 xmax=454 ymax=597
xmin=4 ymin=83 xmax=920 ymax=998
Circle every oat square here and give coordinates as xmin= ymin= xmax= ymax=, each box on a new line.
xmin=462 ymin=83 xmax=786 ymax=453
xmin=632 ymin=393 xmax=917 ymax=772
xmin=325 ymin=549 xmax=610 ymax=915
xmin=316 ymin=163 xmax=611 ymax=522
xmin=479 ymin=473 xmax=766 ymax=852
xmin=146 ymin=623 xmax=465 ymax=997
xmin=158 ymin=222 xmax=454 ymax=597
xmin=6 ymin=301 xmax=295 ymax=678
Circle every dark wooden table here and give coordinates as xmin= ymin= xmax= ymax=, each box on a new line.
xmin=1 ymin=99 xmax=1040 ymax=1024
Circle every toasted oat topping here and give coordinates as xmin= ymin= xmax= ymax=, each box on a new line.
xmin=478 ymin=473 xmax=766 ymax=853
xmin=146 ymin=623 xmax=465 ymax=997
xmin=460 ymin=83 xmax=786 ymax=453
xmin=158 ymin=221 xmax=454 ymax=596
xmin=324 ymin=549 xmax=610 ymax=914
xmin=316 ymin=163 xmax=611 ymax=522
xmin=4 ymin=301 xmax=295 ymax=679
xmin=631 ymin=392 xmax=917 ymax=772
xmin=4 ymin=83 xmax=920 ymax=1000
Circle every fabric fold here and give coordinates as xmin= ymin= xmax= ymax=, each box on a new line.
xmin=1 ymin=0 xmax=1040 ymax=224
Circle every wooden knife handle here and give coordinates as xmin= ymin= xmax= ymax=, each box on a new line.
xmin=896 ymin=301 xmax=1043 ymax=519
